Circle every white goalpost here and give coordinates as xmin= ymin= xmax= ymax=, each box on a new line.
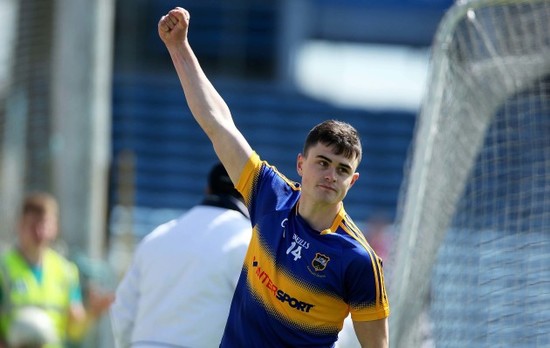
xmin=389 ymin=0 xmax=550 ymax=347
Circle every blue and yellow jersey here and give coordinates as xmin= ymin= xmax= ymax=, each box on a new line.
xmin=221 ymin=153 xmax=390 ymax=347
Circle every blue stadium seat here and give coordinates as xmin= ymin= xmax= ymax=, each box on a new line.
xmin=110 ymin=72 xmax=416 ymax=224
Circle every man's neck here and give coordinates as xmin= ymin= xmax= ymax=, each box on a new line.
xmin=297 ymin=199 xmax=342 ymax=232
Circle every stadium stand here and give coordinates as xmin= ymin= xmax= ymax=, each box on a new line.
xmin=108 ymin=0 xmax=437 ymax=238
xmin=110 ymin=72 xmax=416 ymax=237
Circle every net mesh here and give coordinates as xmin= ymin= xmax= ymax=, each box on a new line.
xmin=0 ymin=0 xmax=56 ymax=244
xmin=389 ymin=0 xmax=550 ymax=347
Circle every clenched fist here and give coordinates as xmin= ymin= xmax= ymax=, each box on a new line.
xmin=158 ymin=7 xmax=190 ymax=47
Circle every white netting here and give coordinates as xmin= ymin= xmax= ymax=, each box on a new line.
xmin=0 ymin=0 xmax=56 ymax=244
xmin=389 ymin=0 xmax=550 ymax=347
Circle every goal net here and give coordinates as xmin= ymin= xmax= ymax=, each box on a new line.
xmin=0 ymin=0 xmax=56 ymax=245
xmin=389 ymin=0 xmax=550 ymax=347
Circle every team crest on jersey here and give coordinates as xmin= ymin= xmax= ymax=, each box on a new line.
xmin=311 ymin=253 xmax=330 ymax=271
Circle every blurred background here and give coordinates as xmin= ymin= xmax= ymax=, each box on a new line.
xmin=0 ymin=0 xmax=454 ymax=260
xmin=108 ymin=0 xmax=454 ymax=245
xmin=0 ymin=0 xmax=455 ymax=346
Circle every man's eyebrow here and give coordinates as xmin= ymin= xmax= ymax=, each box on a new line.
xmin=316 ymin=155 xmax=332 ymax=163
xmin=316 ymin=155 xmax=353 ymax=170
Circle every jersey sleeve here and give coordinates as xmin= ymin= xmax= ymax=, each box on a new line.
xmin=236 ymin=152 xmax=301 ymax=225
xmin=344 ymin=248 xmax=390 ymax=321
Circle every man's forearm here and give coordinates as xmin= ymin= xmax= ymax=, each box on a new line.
xmin=158 ymin=7 xmax=253 ymax=182
xmin=165 ymin=39 xmax=252 ymax=180
xmin=166 ymin=41 xmax=233 ymax=139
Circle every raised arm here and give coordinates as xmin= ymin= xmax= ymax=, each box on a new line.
xmin=158 ymin=7 xmax=253 ymax=184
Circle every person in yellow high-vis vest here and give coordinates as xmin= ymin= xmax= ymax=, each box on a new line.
xmin=0 ymin=192 xmax=113 ymax=348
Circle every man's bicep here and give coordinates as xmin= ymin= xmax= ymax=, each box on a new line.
xmin=353 ymin=318 xmax=389 ymax=348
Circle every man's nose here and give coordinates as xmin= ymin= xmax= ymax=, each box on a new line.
xmin=325 ymin=168 xmax=337 ymax=182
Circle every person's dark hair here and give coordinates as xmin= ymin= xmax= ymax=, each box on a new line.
xmin=208 ymin=163 xmax=242 ymax=199
xmin=303 ymin=120 xmax=362 ymax=164
xmin=21 ymin=192 xmax=58 ymax=219
xmin=205 ymin=163 xmax=249 ymax=218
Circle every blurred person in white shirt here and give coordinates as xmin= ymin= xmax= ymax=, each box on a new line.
xmin=110 ymin=163 xmax=251 ymax=348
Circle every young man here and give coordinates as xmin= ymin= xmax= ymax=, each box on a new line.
xmin=110 ymin=163 xmax=251 ymax=348
xmin=157 ymin=7 xmax=390 ymax=347
xmin=0 ymin=192 xmax=113 ymax=348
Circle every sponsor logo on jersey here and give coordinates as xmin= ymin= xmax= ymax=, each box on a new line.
xmin=292 ymin=233 xmax=310 ymax=249
xmin=252 ymin=257 xmax=315 ymax=313
xmin=312 ymin=253 xmax=330 ymax=271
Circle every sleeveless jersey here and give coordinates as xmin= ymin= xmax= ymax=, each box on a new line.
xmin=220 ymin=153 xmax=390 ymax=347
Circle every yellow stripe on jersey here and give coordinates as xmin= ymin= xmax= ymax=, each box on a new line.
xmin=237 ymin=151 xmax=389 ymax=325
xmin=244 ymin=229 xmax=349 ymax=334
xmin=338 ymin=212 xmax=390 ymax=321
xmin=236 ymin=153 xmax=259 ymax=206
xmin=237 ymin=152 xmax=300 ymax=205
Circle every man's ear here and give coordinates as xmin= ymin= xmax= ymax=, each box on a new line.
xmin=296 ymin=153 xmax=304 ymax=177
xmin=349 ymin=172 xmax=360 ymax=187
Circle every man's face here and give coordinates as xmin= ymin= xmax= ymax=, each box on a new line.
xmin=297 ymin=142 xmax=360 ymax=206
xmin=18 ymin=213 xmax=58 ymax=253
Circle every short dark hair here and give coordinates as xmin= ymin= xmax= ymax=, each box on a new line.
xmin=303 ymin=120 xmax=362 ymax=164
xmin=208 ymin=163 xmax=242 ymax=199
xmin=21 ymin=192 xmax=59 ymax=219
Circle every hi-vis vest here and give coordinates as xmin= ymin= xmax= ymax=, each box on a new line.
xmin=0 ymin=248 xmax=79 ymax=347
